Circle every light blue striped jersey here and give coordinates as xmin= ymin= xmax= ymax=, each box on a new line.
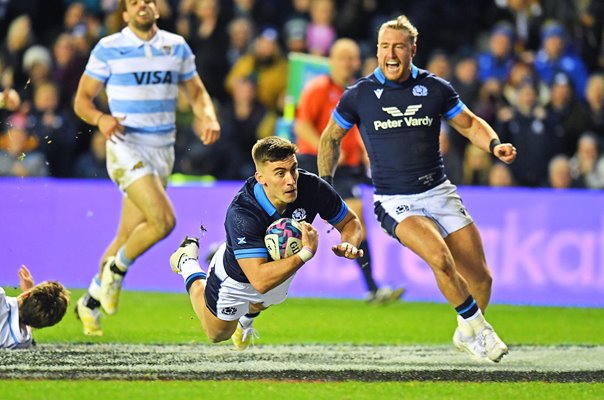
xmin=84 ymin=27 xmax=198 ymax=146
xmin=0 ymin=288 xmax=33 ymax=349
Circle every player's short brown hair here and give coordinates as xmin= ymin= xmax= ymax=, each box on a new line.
xmin=252 ymin=136 xmax=298 ymax=166
xmin=19 ymin=281 xmax=70 ymax=329
xmin=378 ymin=15 xmax=419 ymax=45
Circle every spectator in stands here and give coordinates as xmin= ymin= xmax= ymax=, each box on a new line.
xmin=569 ymin=132 xmax=604 ymax=189
xmin=534 ymin=21 xmax=589 ymax=100
xmin=178 ymin=0 xmax=230 ymax=103
xmin=1 ymin=15 xmax=34 ymax=90
xmin=218 ymin=76 xmax=272 ymax=179
xmin=545 ymin=72 xmax=592 ymax=157
xmin=51 ymin=33 xmax=87 ymax=112
xmin=226 ymin=17 xmax=255 ymax=67
xmin=306 ymin=0 xmax=336 ymax=56
xmin=30 ymin=82 xmax=77 ymax=177
xmin=463 ymin=144 xmax=491 ymax=186
xmin=585 ymin=73 xmax=604 ymax=139
xmin=0 ymin=113 xmax=47 ymax=177
xmin=502 ymin=60 xmax=548 ymax=108
xmin=498 ymin=79 xmax=555 ymax=187
xmin=449 ymin=55 xmax=481 ymax=161
xmin=476 ymin=22 xmax=516 ymax=83
xmin=225 ymin=26 xmax=288 ymax=112
xmin=474 ymin=78 xmax=508 ymax=127
xmin=284 ymin=17 xmax=308 ymax=54
xmin=548 ymin=154 xmax=584 ymax=189
xmin=74 ymin=129 xmax=109 ymax=179
xmin=20 ymin=45 xmax=53 ymax=109
xmin=488 ymin=162 xmax=514 ymax=187
xmin=426 ymin=50 xmax=451 ymax=80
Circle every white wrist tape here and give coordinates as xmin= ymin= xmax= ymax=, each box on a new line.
xmin=298 ymin=247 xmax=315 ymax=263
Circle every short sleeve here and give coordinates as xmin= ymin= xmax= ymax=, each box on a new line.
xmin=178 ymin=39 xmax=198 ymax=82
xmin=437 ymin=77 xmax=464 ymax=120
xmin=332 ymin=86 xmax=359 ymax=130
xmin=316 ymin=178 xmax=349 ymax=225
xmin=84 ymin=42 xmax=111 ymax=83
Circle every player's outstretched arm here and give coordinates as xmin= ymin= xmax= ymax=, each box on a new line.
xmin=239 ymin=222 xmax=319 ymax=294
xmin=318 ymin=118 xmax=349 ymax=180
xmin=18 ymin=265 xmax=34 ymax=292
xmin=180 ymin=76 xmax=220 ymax=145
xmin=331 ymin=210 xmax=364 ymax=259
xmin=448 ymin=107 xmax=517 ymax=164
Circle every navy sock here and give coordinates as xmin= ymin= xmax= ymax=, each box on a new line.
xmin=185 ymin=272 xmax=207 ymax=293
xmin=455 ymin=295 xmax=479 ymax=319
xmin=355 ymin=240 xmax=378 ymax=292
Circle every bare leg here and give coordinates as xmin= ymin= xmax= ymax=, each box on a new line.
xmin=445 ymin=223 xmax=492 ymax=311
xmin=395 ymin=216 xmax=470 ymax=306
xmin=120 ymin=174 xmax=176 ymax=261
xmin=187 ymin=279 xmax=238 ymax=343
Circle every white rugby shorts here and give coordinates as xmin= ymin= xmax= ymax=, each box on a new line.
xmin=373 ymin=180 xmax=473 ymax=239
xmin=106 ymin=139 xmax=175 ymax=192
xmin=205 ymin=243 xmax=294 ymax=321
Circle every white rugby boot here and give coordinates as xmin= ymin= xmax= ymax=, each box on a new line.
xmin=478 ymin=323 xmax=509 ymax=363
xmin=99 ymin=256 xmax=125 ymax=315
xmin=169 ymin=236 xmax=199 ymax=274
xmin=452 ymin=327 xmax=487 ymax=361
xmin=74 ymin=296 xmax=103 ymax=336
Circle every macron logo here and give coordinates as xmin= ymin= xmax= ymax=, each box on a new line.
xmin=373 ymin=88 xmax=383 ymax=99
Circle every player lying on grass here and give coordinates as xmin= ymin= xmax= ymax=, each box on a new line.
xmin=0 ymin=266 xmax=69 ymax=349
xmin=170 ymin=136 xmax=364 ymax=350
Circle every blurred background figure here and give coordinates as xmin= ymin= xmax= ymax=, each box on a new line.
xmin=0 ymin=113 xmax=47 ymax=177
xmin=534 ymin=21 xmax=589 ymax=100
xmin=488 ymin=162 xmax=514 ymax=187
xmin=306 ymin=0 xmax=336 ymax=56
xmin=585 ymin=74 xmax=604 ymax=139
xmin=476 ymin=22 xmax=516 ymax=84
xmin=463 ymin=144 xmax=491 ymax=186
xmin=569 ymin=133 xmax=604 ymax=189
xmin=548 ymin=154 xmax=583 ymax=189
xmin=74 ymin=129 xmax=109 ymax=180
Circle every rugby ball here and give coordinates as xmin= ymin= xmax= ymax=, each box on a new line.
xmin=264 ymin=218 xmax=303 ymax=260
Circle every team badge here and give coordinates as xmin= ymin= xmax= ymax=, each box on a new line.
xmin=161 ymin=45 xmax=174 ymax=56
xmin=412 ymin=85 xmax=428 ymax=96
xmin=291 ymin=208 xmax=307 ymax=221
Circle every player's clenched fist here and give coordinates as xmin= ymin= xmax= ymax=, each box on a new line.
xmin=493 ymin=143 xmax=517 ymax=164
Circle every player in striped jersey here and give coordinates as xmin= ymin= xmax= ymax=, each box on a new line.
xmin=73 ymin=0 xmax=220 ymax=336
xmin=319 ymin=15 xmax=516 ymax=362
xmin=1 ymin=266 xmax=69 ymax=349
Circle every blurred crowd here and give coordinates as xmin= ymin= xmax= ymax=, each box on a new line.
xmin=0 ymin=0 xmax=603 ymax=189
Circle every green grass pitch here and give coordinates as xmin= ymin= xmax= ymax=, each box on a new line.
xmin=1 ymin=289 xmax=603 ymax=399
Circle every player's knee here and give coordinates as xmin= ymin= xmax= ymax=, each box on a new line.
xmin=428 ymin=252 xmax=456 ymax=276
xmin=151 ymin=211 xmax=176 ymax=238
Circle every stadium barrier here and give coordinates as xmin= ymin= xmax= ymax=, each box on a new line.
xmin=1 ymin=178 xmax=602 ymax=306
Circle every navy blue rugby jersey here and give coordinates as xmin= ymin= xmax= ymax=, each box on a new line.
xmin=333 ymin=65 xmax=465 ymax=195
xmin=223 ymin=169 xmax=348 ymax=283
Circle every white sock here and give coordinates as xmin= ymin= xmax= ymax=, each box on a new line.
xmin=456 ymin=315 xmax=474 ymax=337
xmin=180 ymin=257 xmax=204 ymax=282
xmin=464 ymin=309 xmax=489 ymax=334
xmin=239 ymin=314 xmax=255 ymax=329
xmin=115 ymin=246 xmax=133 ymax=272
xmin=88 ymin=274 xmax=102 ymax=300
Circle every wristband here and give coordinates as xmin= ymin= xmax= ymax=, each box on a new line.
xmin=297 ymin=246 xmax=314 ymax=263
xmin=489 ymin=138 xmax=501 ymax=154
xmin=321 ymin=176 xmax=334 ymax=187
xmin=95 ymin=113 xmax=105 ymax=126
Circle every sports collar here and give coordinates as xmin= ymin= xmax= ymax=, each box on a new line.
xmin=374 ymin=64 xmax=419 ymax=84
xmin=253 ymin=182 xmax=279 ymax=217
xmin=121 ymin=26 xmax=162 ymax=49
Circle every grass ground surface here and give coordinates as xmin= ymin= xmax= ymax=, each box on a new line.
xmin=2 ymin=289 xmax=603 ymax=399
